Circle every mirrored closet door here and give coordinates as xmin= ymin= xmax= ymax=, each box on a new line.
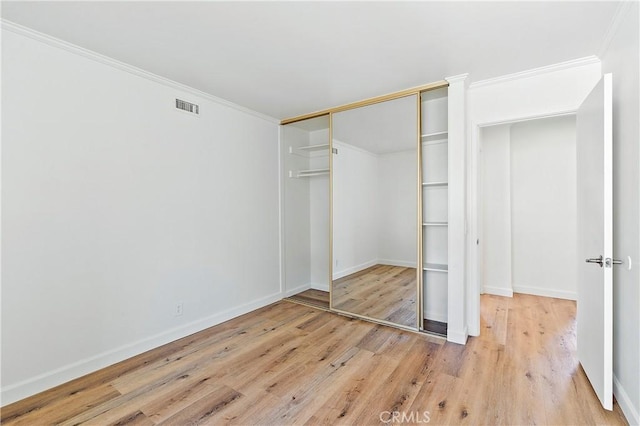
xmin=331 ymin=95 xmax=420 ymax=329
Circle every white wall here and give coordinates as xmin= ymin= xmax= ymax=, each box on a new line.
xmin=600 ymin=2 xmax=640 ymax=423
xmin=467 ymin=59 xmax=602 ymax=337
xmin=510 ymin=116 xmax=577 ymax=299
xmin=377 ymin=149 xmax=417 ymax=267
xmin=469 ymin=59 xmax=602 ymax=125
xmin=332 ymin=141 xmax=378 ymax=278
xmin=480 ymin=125 xmax=512 ymax=297
xmin=1 ymin=27 xmax=281 ymax=404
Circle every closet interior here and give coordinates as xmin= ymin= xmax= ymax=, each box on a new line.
xmin=281 ymin=115 xmax=331 ymax=309
xmin=280 ymin=78 xmax=464 ymax=341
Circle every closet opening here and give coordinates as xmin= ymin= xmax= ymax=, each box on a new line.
xmin=281 ymin=115 xmax=331 ymax=311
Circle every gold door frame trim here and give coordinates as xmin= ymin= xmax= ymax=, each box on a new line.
xmin=281 ymin=80 xmax=449 ymax=125
xmin=416 ymin=93 xmax=424 ymax=331
xmin=331 ymin=308 xmax=446 ymax=341
xmin=328 ymin=111 xmax=334 ymax=310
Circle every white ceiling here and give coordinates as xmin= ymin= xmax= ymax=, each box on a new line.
xmin=2 ymin=1 xmax=621 ymax=120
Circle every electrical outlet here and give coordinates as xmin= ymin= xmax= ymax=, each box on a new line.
xmin=175 ymin=302 xmax=183 ymax=317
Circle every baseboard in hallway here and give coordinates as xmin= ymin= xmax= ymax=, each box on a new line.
xmin=512 ymin=284 xmax=576 ymax=300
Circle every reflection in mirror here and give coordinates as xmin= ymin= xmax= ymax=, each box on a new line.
xmin=331 ymin=95 xmax=418 ymax=328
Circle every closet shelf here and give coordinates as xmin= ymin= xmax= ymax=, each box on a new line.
xmin=288 ymin=144 xmax=330 ymax=158
xmin=422 ymin=222 xmax=448 ymax=227
xmin=421 ymin=131 xmax=448 ymax=142
xmin=298 ymin=143 xmax=330 ymax=151
xmin=423 ymin=263 xmax=448 ymax=272
xmin=289 ymin=168 xmax=329 ymax=178
xmin=422 ymin=181 xmax=448 ymax=187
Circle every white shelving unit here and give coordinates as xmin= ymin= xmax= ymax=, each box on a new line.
xmin=421 ymin=87 xmax=449 ymax=332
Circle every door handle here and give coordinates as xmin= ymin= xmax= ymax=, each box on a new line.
xmin=604 ymin=257 xmax=623 ymax=268
xmin=585 ymin=255 xmax=604 ymax=267
xmin=585 ymin=255 xmax=624 ymax=268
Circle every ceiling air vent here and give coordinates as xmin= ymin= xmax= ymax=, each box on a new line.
xmin=176 ymin=98 xmax=199 ymax=115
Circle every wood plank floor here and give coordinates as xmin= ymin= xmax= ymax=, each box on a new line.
xmin=286 ymin=289 xmax=330 ymax=310
xmin=2 ymin=294 xmax=628 ymax=425
xmin=332 ymin=264 xmax=417 ymax=327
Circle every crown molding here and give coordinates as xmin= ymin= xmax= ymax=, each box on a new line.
xmin=469 ymin=56 xmax=601 ymax=90
xmin=1 ymin=19 xmax=280 ymax=124
xmin=445 ymin=73 xmax=469 ymax=84
xmin=598 ymin=0 xmax=635 ymax=58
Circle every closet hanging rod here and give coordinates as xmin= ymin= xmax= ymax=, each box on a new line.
xmin=281 ymin=80 xmax=449 ymax=125
xmin=289 ymin=169 xmax=330 ymax=178
xmin=294 ymin=172 xmax=329 ymax=178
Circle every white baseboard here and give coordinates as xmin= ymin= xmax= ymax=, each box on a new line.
xmin=284 ymin=283 xmax=311 ymax=297
xmin=512 ymin=284 xmax=576 ymax=301
xmin=333 ymin=259 xmax=377 ymax=280
xmin=377 ymin=259 xmax=416 ymax=268
xmin=1 ymin=291 xmax=282 ymax=406
xmin=483 ymin=285 xmax=514 ymax=298
xmin=310 ymin=282 xmax=330 ymax=292
xmin=447 ymin=325 xmax=468 ymax=345
xmin=614 ymin=374 xmax=640 ymax=425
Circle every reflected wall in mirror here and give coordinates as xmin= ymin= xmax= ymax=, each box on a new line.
xmin=331 ymin=95 xmax=419 ymax=328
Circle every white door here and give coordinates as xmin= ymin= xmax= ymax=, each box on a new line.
xmin=576 ymin=73 xmax=613 ymax=411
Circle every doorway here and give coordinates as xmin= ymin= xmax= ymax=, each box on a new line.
xmin=478 ymin=115 xmax=578 ymax=300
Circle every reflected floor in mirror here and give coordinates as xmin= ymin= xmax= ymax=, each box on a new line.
xmin=332 ymin=265 xmax=416 ymax=327
xmin=286 ymin=289 xmax=330 ymax=311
